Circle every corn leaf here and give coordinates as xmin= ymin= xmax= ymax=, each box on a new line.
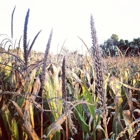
xmin=11 ymin=117 xmax=19 ymax=140
xmin=74 ymin=107 xmax=90 ymax=133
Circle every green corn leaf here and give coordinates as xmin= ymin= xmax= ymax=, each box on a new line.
xmin=1 ymin=107 xmax=12 ymax=140
xmin=16 ymin=97 xmax=25 ymax=109
xmin=4 ymin=62 xmax=12 ymax=77
xmin=11 ymin=117 xmax=19 ymax=140
xmin=74 ymin=107 xmax=90 ymax=133
xmin=95 ymin=112 xmax=101 ymax=128
xmin=109 ymin=77 xmax=124 ymax=136
xmin=22 ymin=132 xmax=28 ymax=140
xmin=44 ymin=64 xmax=62 ymax=120
xmin=80 ymin=83 xmax=95 ymax=118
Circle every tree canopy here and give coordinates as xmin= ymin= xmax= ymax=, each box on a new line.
xmin=100 ymin=34 xmax=140 ymax=57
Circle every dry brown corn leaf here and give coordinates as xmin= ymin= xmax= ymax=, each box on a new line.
xmin=46 ymin=110 xmax=72 ymax=139
xmin=30 ymin=76 xmax=41 ymax=100
xmin=10 ymin=100 xmax=24 ymax=120
xmin=123 ymin=110 xmax=133 ymax=136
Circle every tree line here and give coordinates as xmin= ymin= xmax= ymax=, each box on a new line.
xmin=100 ymin=34 xmax=140 ymax=57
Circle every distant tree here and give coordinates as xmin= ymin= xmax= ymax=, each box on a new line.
xmin=117 ymin=39 xmax=129 ymax=55
xmin=111 ymin=34 xmax=119 ymax=45
xmin=130 ymin=38 xmax=140 ymax=56
xmin=100 ymin=34 xmax=119 ymax=57
xmin=100 ymin=35 xmax=140 ymax=57
xmin=125 ymin=40 xmax=129 ymax=44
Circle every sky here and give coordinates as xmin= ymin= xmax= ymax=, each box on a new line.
xmin=0 ymin=0 xmax=140 ymax=54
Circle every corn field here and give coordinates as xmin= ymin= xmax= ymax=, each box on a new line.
xmin=0 ymin=6 xmax=140 ymax=140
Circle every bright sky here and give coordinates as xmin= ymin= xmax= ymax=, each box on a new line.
xmin=0 ymin=0 xmax=140 ymax=54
